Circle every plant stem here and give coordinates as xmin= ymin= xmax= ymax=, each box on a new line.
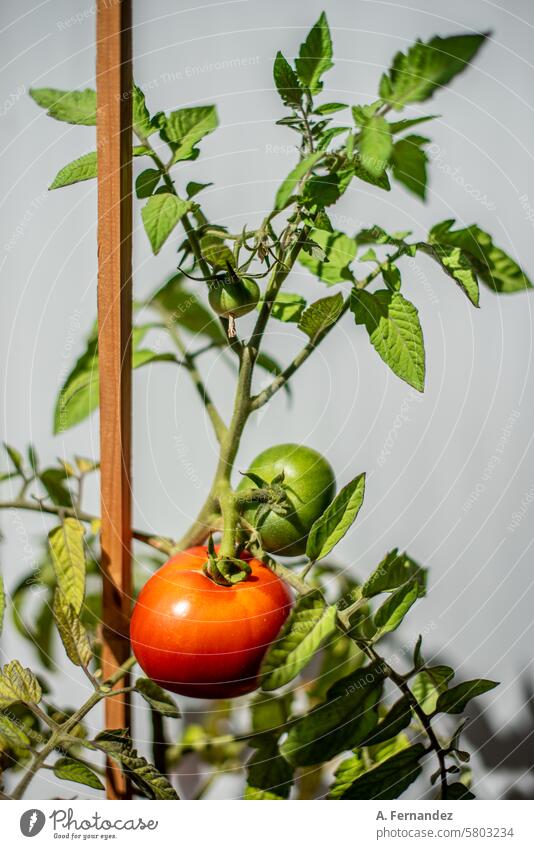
xmin=10 ymin=656 xmax=137 ymax=800
xmin=0 ymin=499 xmax=173 ymax=553
xmin=163 ymin=316 xmax=227 ymax=442
xmin=250 ymin=246 xmax=408 ymax=410
xmin=344 ymin=635 xmax=449 ymax=799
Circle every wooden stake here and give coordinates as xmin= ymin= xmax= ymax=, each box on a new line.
xmin=96 ymin=0 xmax=133 ymax=800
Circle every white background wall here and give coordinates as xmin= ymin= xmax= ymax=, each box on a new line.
xmin=1 ymin=0 xmax=534 ymax=799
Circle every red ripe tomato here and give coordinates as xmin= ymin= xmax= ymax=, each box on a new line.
xmin=130 ymin=546 xmax=293 ymax=699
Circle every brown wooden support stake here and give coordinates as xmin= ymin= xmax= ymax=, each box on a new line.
xmin=96 ymin=0 xmax=133 ymax=800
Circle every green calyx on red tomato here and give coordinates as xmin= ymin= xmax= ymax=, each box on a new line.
xmin=130 ymin=546 xmax=292 ymax=699
xmin=237 ymin=443 xmax=336 ymax=557
xmin=208 ymin=273 xmax=260 ymax=318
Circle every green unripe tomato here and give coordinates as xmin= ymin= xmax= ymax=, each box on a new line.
xmin=208 ymin=275 xmax=260 ymax=318
xmin=237 ymin=443 xmax=336 ymax=557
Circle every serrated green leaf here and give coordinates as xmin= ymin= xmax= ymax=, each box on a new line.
xmin=49 ymin=152 xmax=97 ymax=190
xmin=135 ymin=678 xmax=181 ymax=718
xmin=275 ymin=151 xmax=323 ymax=210
xmin=328 ymin=742 xmax=425 ymax=799
xmin=142 ymin=193 xmax=191 ymax=254
xmin=94 ymin=730 xmax=179 ymax=799
xmin=244 ymin=738 xmax=294 ymax=800
xmin=53 ymin=756 xmax=104 ymax=790
xmin=412 ymin=665 xmax=455 ymax=713
xmin=273 ymin=51 xmax=302 ymax=108
xmin=362 ymin=549 xmax=426 ymax=598
xmin=306 ymin=474 xmax=365 ymax=561
xmin=295 ymin=12 xmax=333 ymax=95
xmin=373 ymin=579 xmax=420 ymax=638
xmin=435 ymin=679 xmax=499 ymax=715
xmin=48 ymin=519 xmax=86 ymax=614
xmin=379 ymin=33 xmax=488 ymax=110
xmin=281 ymin=663 xmax=384 ymax=766
xmin=426 ymin=243 xmax=479 ymax=306
xmin=160 ymin=105 xmax=218 ymax=163
xmin=299 ymin=228 xmax=357 ymax=284
xmin=53 ymin=591 xmax=92 ymax=668
xmin=359 ymin=116 xmax=393 ymax=178
xmin=304 ymin=167 xmax=355 ymax=207
xmin=132 ymin=84 xmax=161 ymax=138
xmin=392 ymin=134 xmax=429 ymax=199
xmin=261 ymin=590 xmax=337 ymax=691
xmin=258 ymin=292 xmax=306 ymax=323
xmin=351 ymin=289 xmax=425 ymax=391
xmin=30 ymin=87 xmax=97 ymax=124
xmin=428 ymin=219 xmax=532 ymax=293
xmin=0 ymin=660 xmax=42 ymax=707
xmin=0 ymin=713 xmax=31 ymax=748
xmin=297 ymin=292 xmax=344 ymax=341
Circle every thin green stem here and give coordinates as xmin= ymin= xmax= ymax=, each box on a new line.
xmin=10 ymin=656 xmax=137 ymax=800
xmin=0 ymin=499 xmax=173 ymax=553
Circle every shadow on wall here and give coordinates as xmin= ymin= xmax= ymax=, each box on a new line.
xmin=463 ymin=677 xmax=534 ymax=799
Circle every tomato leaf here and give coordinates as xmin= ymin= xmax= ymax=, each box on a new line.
xmin=423 ymin=242 xmax=480 ymax=306
xmin=142 ymin=193 xmax=191 ymax=254
xmin=373 ymin=579 xmax=420 ymax=638
xmin=363 ymin=695 xmax=413 ymax=746
xmin=135 ymin=678 xmax=181 ymax=718
xmin=362 ymin=548 xmax=426 ymax=598
xmin=435 ymin=679 xmax=499 ymax=715
xmin=0 ymin=660 xmax=42 ymax=707
xmin=258 ymin=292 xmax=307 ymax=323
xmin=306 ymin=473 xmax=365 ymax=562
xmin=160 ymin=105 xmax=218 ymax=163
xmin=428 ymin=219 xmax=532 ymax=293
xmin=94 ymin=730 xmax=179 ymax=800
xmin=358 ymin=116 xmax=393 ymax=179
xmin=50 ymin=152 xmax=97 ymax=190
xmin=379 ymin=33 xmax=488 ymax=110
xmin=48 ymin=519 xmax=86 ymax=614
xmin=412 ymin=666 xmax=455 ymax=713
xmin=53 ymin=757 xmax=104 ymax=790
xmin=273 ymin=51 xmax=302 ymax=109
xmin=295 ymin=12 xmax=333 ymax=95
xmin=30 ymin=87 xmax=97 ymax=124
xmin=53 ymin=591 xmax=93 ymax=669
xmin=328 ymin=742 xmax=426 ymax=799
xmin=298 ymin=293 xmax=344 ymax=341
xmin=280 ymin=663 xmax=384 ymax=766
xmin=391 ymin=134 xmax=429 ymax=199
xmin=261 ymin=590 xmax=338 ymax=691
xmin=351 ymin=289 xmax=425 ymax=392
xmin=244 ymin=737 xmax=294 ymax=800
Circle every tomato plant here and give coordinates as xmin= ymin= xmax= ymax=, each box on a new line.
xmin=1 ymin=12 xmax=530 ymax=801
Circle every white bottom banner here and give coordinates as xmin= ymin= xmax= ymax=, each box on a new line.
xmin=1 ymin=799 xmax=532 ymax=848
